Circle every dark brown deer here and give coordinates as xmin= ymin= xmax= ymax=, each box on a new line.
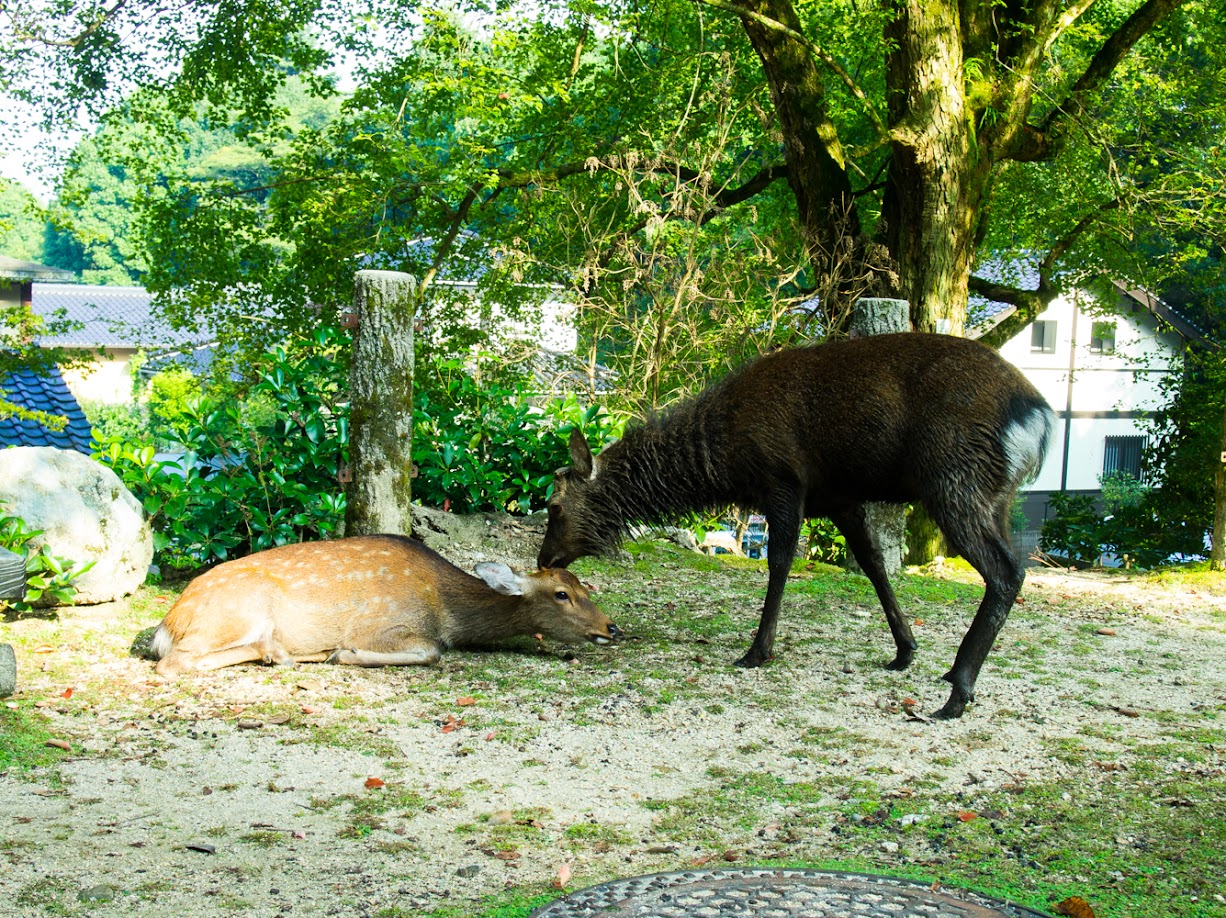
xmin=152 ymin=535 xmax=620 ymax=675
xmin=538 ymin=333 xmax=1055 ymax=718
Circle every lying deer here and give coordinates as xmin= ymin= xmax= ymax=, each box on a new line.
xmin=152 ymin=535 xmax=620 ymax=675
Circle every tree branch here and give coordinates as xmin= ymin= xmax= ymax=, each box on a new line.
xmin=1032 ymin=0 xmax=1187 ymax=148
xmin=694 ymin=0 xmax=888 ymax=141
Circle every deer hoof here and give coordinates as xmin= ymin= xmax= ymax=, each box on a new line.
xmin=733 ymin=649 xmax=773 ymax=669
xmin=885 ymin=650 xmax=915 ymax=671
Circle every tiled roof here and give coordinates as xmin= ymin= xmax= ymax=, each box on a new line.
xmin=0 ymin=367 xmax=94 ymax=454
xmin=32 ymin=283 xmax=203 ymax=349
xmin=0 ymin=256 xmax=74 ymax=282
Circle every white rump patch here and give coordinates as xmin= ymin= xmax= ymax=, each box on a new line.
xmin=1002 ymin=407 xmax=1056 ymax=483
xmin=150 ymin=624 xmax=175 ymax=659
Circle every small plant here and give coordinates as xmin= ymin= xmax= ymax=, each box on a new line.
xmin=0 ymin=502 xmax=93 ymax=614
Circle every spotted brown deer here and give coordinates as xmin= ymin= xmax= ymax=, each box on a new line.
xmin=153 ymin=535 xmax=620 ymax=675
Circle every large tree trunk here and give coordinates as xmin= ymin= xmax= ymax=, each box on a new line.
xmin=881 ymin=0 xmax=986 ymax=334
xmin=345 ymin=270 xmax=417 ymax=537
xmin=1213 ymin=401 xmax=1226 ymax=571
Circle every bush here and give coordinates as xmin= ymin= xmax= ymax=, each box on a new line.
xmin=0 ymin=502 xmax=94 ymax=613
xmin=97 ymin=327 xmax=349 ymax=569
xmin=412 ymin=360 xmax=625 ymax=514
xmin=1039 ymin=473 xmax=1205 ymax=569
xmin=97 ymin=330 xmax=628 ymax=570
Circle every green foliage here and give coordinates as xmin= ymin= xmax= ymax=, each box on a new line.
xmin=0 ymin=503 xmax=94 ymax=614
xmin=146 ymin=366 xmax=202 ymax=445
xmin=0 ymin=178 xmax=49 ymax=262
xmin=1145 ymin=347 xmax=1225 ymax=543
xmin=96 ymin=327 xmax=350 ymax=568
xmin=80 ymin=399 xmax=149 ymax=443
xmin=802 ymin=517 xmax=847 ymax=566
xmin=412 ymin=360 xmax=625 ymax=514
xmin=1040 ymin=473 xmax=1206 ymax=570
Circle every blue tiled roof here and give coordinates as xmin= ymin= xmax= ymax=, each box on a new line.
xmin=0 ymin=367 xmax=94 ymax=454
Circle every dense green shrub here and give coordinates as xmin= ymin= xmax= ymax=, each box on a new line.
xmin=96 ymin=329 xmax=628 ymax=569
xmin=1039 ymin=472 xmax=1206 ymax=569
xmin=0 ymin=502 xmax=94 ymax=613
xmin=97 ymin=327 xmax=349 ymax=569
xmin=412 ymin=359 xmax=624 ymax=514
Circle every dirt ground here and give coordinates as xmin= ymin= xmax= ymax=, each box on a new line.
xmin=2 ymin=510 xmax=1224 ymax=917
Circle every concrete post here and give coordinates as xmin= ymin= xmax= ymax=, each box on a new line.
xmin=849 ymin=297 xmax=910 ymax=578
xmin=345 ymin=270 xmax=417 ymax=537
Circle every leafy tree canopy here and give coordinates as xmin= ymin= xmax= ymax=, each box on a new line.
xmin=3 ymin=0 xmax=1222 ymax=406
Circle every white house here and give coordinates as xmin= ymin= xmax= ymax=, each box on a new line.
xmin=972 ymin=279 xmax=1204 ymax=541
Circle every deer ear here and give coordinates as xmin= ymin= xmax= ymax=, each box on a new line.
xmin=475 ymin=562 xmax=524 ymax=596
xmin=569 ymin=428 xmax=595 ymax=479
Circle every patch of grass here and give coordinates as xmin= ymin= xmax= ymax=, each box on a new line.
xmin=0 ymin=706 xmax=67 ymax=772
xmin=304 ymin=723 xmax=401 ymax=758
xmin=15 ymin=874 xmax=72 ymax=915
xmin=239 ymin=829 xmax=283 ymax=848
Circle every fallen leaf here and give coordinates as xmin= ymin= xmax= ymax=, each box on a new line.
xmin=292 ymin=831 xmax=306 ymax=839
xmin=553 ymin=862 xmax=572 ymax=888
xmin=484 ymin=732 xmax=496 ymax=741
xmin=721 ymin=850 xmax=740 ymax=862
xmin=533 ymin=633 xmax=544 ymax=641
xmin=264 ymin=714 xmax=292 ymax=725
xmin=60 ymin=688 xmax=74 ymax=699
xmin=185 ymin=843 xmax=216 ymax=855
xmin=364 ymin=777 xmax=385 ymax=789
xmin=1096 ymin=627 xmax=1117 ymax=636
xmin=300 ymin=705 xmax=319 ymax=715
xmin=914 ymin=618 xmax=925 ymax=625
xmin=44 ymin=738 xmax=72 ymax=752
xmin=1111 ymin=706 xmax=1140 ymax=718
xmin=689 ymin=855 xmax=712 ymax=867
xmin=488 ymin=810 xmax=515 ymax=826
xmin=1054 ymin=896 xmax=1096 ymax=918
xmin=957 ymin=811 xmax=978 ymax=822
xmin=457 ymin=696 xmax=477 ymax=707
xmin=33 ymin=645 xmax=54 ymax=654
xmin=494 ymin=849 xmax=520 ymax=861
xmin=236 ymin=719 xmax=263 ymax=730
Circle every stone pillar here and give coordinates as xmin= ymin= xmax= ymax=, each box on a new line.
xmin=848 ymin=298 xmax=910 ymax=578
xmin=345 ymin=271 xmax=417 ymax=537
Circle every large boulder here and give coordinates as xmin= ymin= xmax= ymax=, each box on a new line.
xmin=0 ymin=447 xmax=153 ymax=604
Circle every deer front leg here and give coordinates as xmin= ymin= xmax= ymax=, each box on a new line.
xmin=735 ymin=497 xmax=802 ymax=669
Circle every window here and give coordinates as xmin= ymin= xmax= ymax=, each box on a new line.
xmin=1030 ymin=320 xmax=1057 ymax=353
xmin=1103 ymin=435 xmax=1146 ymax=479
xmin=1090 ymin=321 xmax=1116 ymax=355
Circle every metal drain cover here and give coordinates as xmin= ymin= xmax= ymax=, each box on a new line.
xmin=530 ymin=868 xmax=1053 ymax=917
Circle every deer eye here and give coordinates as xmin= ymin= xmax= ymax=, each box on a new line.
xmin=554 ymin=590 xmax=570 ymax=602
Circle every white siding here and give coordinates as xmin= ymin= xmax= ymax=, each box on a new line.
xmin=997 ymin=290 xmax=1182 ymax=493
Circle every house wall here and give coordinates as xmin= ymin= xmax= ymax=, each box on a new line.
xmin=997 ymin=290 xmax=1182 ymax=495
xmin=59 ymin=347 xmax=139 ymax=405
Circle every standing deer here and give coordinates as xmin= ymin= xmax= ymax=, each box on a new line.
xmin=538 ymin=333 xmax=1055 ymax=718
xmin=152 ymin=535 xmax=620 ymax=675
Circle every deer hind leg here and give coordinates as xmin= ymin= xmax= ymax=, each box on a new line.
xmin=155 ymin=638 xmax=294 ymax=675
xmin=930 ymin=494 xmax=1024 ymax=719
xmin=831 ymin=505 xmax=916 ymax=670
xmin=327 ymin=637 xmax=442 ymax=667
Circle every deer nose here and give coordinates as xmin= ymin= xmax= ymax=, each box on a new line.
xmin=608 ymin=623 xmax=623 ymax=639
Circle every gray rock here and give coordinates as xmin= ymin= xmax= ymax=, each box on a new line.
xmin=78 ymin=885 xmax=116 ymax=903
xmin=0 ymin=447 xmax=153 ymax=604
xmin=0 ymin=644 xmax=15 ymax=697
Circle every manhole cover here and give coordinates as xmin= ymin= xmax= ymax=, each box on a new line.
xmin=530 ymin=868 xmax=1053 ymax=917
